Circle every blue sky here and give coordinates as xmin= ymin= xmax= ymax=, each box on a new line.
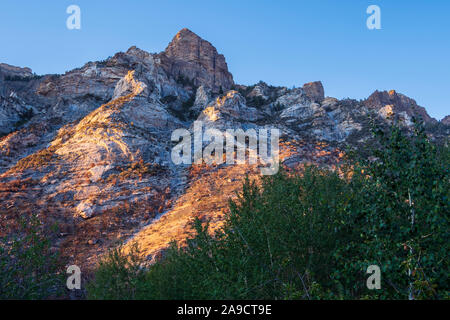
xmin=0 ymin=0 xmax=449 ymax=119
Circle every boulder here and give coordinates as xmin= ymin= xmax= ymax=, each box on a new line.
xmin=302 ymin=81 xmax=324 ymax=102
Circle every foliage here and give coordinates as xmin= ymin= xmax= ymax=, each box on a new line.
xmin=14 ymin=108 xmax=34 ymax=129
xmin=13 ymin=146 xmax=57 ymax=171
xmin=334 ymin=121 xmax=449 ymax=299
xmin=247 ymin=95 xmax=266 ymax=108
xmin=160 ymin=95 xmax=177 ymax=105
xmin=176 ymin=74 xmax=195 ymax=87
xmin=181 ymin=94 xmax=197 ymax=120
xmin=237 ymin=85 xmax=255 ymax=97
xmin=273 ymin=102 xmax=285 ymax=112
xmin=107 ymin=160 xmax=163 ymax=182
xmin=4 ymin=74 xmax=43 ymax=81
xmin=0 ymin=214 xmax=64 ymax=299
xmin=87 ymin=122 xmax=449 ymax=299
xmin=166 ymin=93 xmax=197 ymax=121
xmin=86 ymin=243 xmax=150 ymax=300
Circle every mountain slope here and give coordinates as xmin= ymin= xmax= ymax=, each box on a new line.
xmin=0 ymin=28 xmax=448 ymax=269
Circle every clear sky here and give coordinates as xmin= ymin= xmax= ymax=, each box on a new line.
xmin=0 ymin=0 xmax=449 ymax=119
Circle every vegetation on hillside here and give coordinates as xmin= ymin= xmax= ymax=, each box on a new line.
xmin=1 ymin=122 xmax=448 ymax=299
xmin=87 ymin=122 xmax=449 ymax=300
xmin=0 ymin=214 xmax=64 ymax=299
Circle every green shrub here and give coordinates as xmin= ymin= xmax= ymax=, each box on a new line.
xmin=247 ymin=96 xmax=266 ymax=108
xmin=160 ymin=95 xmax=177 ymax=105
xmin=0 ymin=215 xmax=64 ymax=299
xmin=86 ymin=243 xmax=150 ymax=300
xmin=273 ymin=102 xmax=285 ymax=112
xmin=176 ymin=75 xmax=195 ymax=87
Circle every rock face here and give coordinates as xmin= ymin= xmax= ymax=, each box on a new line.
xmin=441 ymin=115 xmax=450 ymax=125
xmin=365 ymin=90 xmax=436 ymax=124
xmin=0 ymin=64 xmax=39 ymax=135
xmin=192 ymin=85 xmax=211 ymax=115
xmin=302 ymin=81 xmax=324 ymax=102
xmin=0 ymin=28 xmax=448 ymax=268
xmin=0 ymin=63 xmax=33 ymax=81
xmin=0 ymin=95 xmax=32 ymax=135
xmin=198 ymin=90 xmax=262 ymax=128
xmin=160 ymin=28 xmax=234 ymax=93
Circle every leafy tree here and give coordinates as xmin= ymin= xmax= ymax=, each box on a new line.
xmin=334 ymin=121 xmax=449 ymax=299
xmin=86 ymin=243 xmax=149 ymax=300
xmin=0 ymin=214 xmax=64 ymax=299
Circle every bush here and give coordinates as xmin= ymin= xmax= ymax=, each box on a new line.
xmin=86 ymin=243 xmax=150 ymax=300
xmin=15 ymin=108 xmax=34 ymax=128
xmin=13 ymin=146 xmax=57 ymax=171
xmin=247 ymin=96 xmax=266 ymax=108
xmin=176 ymin=75 xmax=195 ymax=87
xmin=160 ymin=95 xmax=177 ymax=105
xmin=273 ymin=102 xmax=285 ymax=112
xmin=0 ymin=214 xmax=64 ymax=299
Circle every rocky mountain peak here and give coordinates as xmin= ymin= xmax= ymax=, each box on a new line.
xmin=365 ymin=89 xmax=436 ymax=124
xmin=161 ymin=28 xmax=234 ymax=93
xmin=164 ymin=28 xmax=207 ymax=58
xmin=1 ymin=29 xmax=448 ymax=270
xmin=173 ymin=27 xmax=199 ymax=41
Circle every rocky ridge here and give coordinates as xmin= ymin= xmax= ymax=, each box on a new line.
xmin=0 ymin=28 xmax=448 ymax=268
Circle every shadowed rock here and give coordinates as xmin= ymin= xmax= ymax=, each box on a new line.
xmin=303 ymin=81 xmax=324 ymax=102
xmin=365 ymin=89 xmax=436 ymax=124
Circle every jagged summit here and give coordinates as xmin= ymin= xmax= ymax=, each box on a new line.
xmin=164 ymin=28 xmax=209 ymax=55
xmin=160 ymin=28 xmax=234 ymax=93
xmin=172 ymin=27 xmax=198 ymax=39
